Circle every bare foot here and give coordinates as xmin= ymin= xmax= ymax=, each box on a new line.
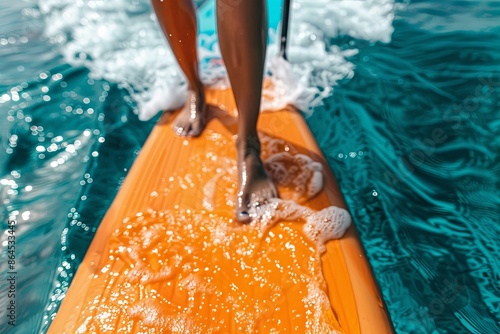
xmin=173 ymin=90 xmax=207 ymax=137
xmin=236 ymin=140 xmax=278 ymax=223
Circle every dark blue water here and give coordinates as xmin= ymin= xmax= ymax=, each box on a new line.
xmin=1 ymin=1 xmax=499 ymax=333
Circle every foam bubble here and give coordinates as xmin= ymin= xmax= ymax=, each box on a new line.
xmin=303 ymin=206 xmax=351 ymax=253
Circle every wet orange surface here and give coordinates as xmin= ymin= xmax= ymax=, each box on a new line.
xmin=48 ymin=88 xmax=393 ymax=333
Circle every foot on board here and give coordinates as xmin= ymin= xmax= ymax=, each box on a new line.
xmin=173 ymin=90 xmax=207 ymax=137
xmin=236 ymin=139 xmax=278 ymax=223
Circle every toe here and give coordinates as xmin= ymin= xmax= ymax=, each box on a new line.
xmin=236 ymin=193 xmax=252 ymax=223
xmin=173 ymin=124 xmax=187 ymax=136
xmin=263 ymin=189 xmax=272 ymax=202
xmin=237 ymin=210 xmax=251 ymax=223
xmin=270 ymin=185 xmax=278 ymax=198
xmin=253 ymin=193 xmax=266 ymax=207
xmin=187 ymin=122 xmax=203 ymax=137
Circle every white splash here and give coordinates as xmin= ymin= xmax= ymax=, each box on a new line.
xmin=249 ymin=199 xmax=351 ymax=253
xmin=265 ymin=152 xmax=324 ymax=202
xmin=39 ymin=0 xmax=395 ymax=120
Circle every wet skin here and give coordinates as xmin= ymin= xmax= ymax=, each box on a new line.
xmin=152 ymin=0 xmax=277 ymax=222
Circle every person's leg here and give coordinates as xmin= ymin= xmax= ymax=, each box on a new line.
xmin=151 ymin=0 xmax=206 ymax=136
xmin=216 ymin=0 xmax=277 ymax=222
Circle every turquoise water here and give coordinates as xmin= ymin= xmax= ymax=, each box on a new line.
xmin=1 ymin=0 xmax=499 ymax=333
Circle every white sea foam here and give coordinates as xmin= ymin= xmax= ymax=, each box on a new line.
xmin=303 ymin=205 xmax=352 ymax=253
xmin=265 ymin=152 xmax=324 ymax=202
xmin=249 ymin=199 xmax=351 ymax=252
xmin=39 ymin=0 xmax=395 ymax=120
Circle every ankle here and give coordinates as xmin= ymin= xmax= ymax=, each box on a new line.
xmin=236 ymin=135 xmax=261 ymax=156
xmin=189 ymin=84 xmax=205 ymax=98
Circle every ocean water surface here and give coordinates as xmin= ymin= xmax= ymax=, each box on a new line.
xmin=0 ymin=0 xmax=499 ymax=333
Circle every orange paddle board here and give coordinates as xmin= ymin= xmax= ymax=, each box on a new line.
xmin=48 ymin=87 xmax=393 ymax=333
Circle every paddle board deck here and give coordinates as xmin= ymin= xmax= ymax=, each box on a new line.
xmin=47 ymin=88 xmax=393 ymax=333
